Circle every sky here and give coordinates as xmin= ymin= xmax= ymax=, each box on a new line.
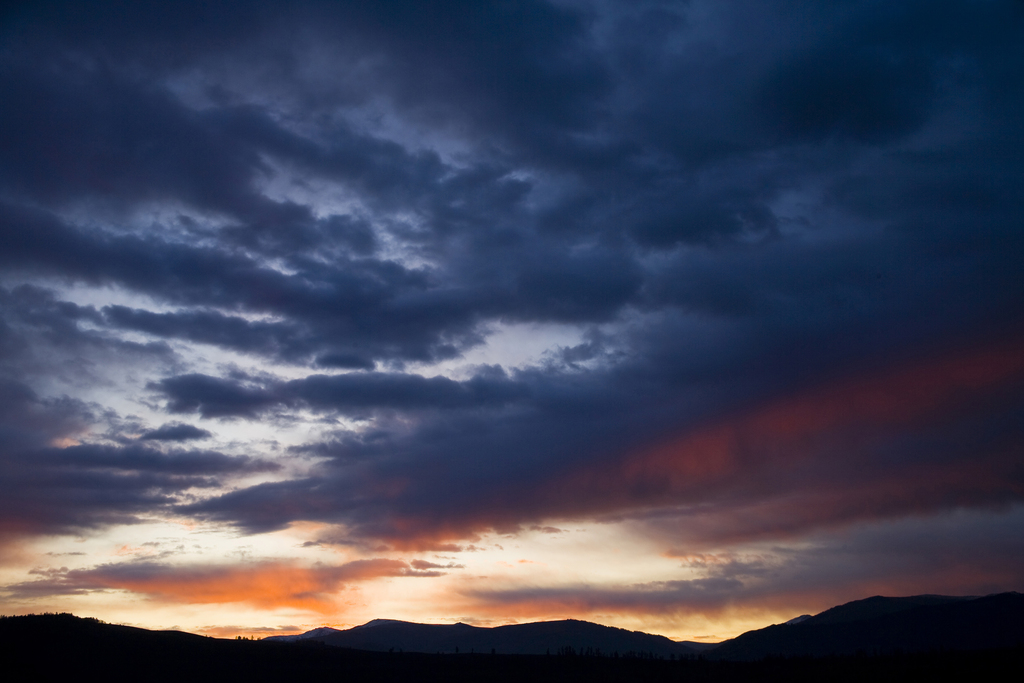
xmin=0 ymin=0 xmax=1022 ymax=642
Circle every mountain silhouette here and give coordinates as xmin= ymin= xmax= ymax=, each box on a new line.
xmin=266 ymin=617 xmax=701 ymax=657
xmin=266 ymin=592 xmax=1024 ymax=660
xmin=3 ymin=596 xmax=1023 ymax=680
xmin=708 ymin=591 xmax=1024 ymax=660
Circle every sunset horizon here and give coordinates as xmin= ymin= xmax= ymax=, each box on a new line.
xmin=1 ymin=0 xmax=1021 ymax=645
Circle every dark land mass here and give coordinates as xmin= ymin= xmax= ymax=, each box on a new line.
xmin=266 ymin=616 xmax=702 ymax=657
xmin=708 ymin=591 xmax=1024 ymax=661
xmin=2 ymin=613 xmax=1022 ymax=683
xmin=3 ymin=593 xmax=1023 ymax=681
xmin=265 ymin=591 xmax=1024 ymax=660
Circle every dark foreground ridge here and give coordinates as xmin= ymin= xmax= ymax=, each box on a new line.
xmin=266 ymin=591 xmax=1024 ymax=660
xmin=708 ymin=591 xmax=1024 ymax=661
xmin=2 ymin=593 xmax=1022 ymax=682
xmin=2 ymin=613 xmax=1021 ymax=683
xmin=265 ymin=616 xmax=703 ymax=657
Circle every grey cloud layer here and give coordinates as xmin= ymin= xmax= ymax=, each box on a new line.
xmin=153 ymin=367 xmax=529 ymax=418
xmin=0 ymin=0 xmax=1021 ymax=579
xmin=0 ymin=380 xmax=278 ymax=536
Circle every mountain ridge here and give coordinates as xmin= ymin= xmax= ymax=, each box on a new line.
xmin=266 ymin=616 xmax=702 ymax=657
xmin=4 ymin=611 xmax=1022 ymax=682
xmin=267 ymin=591 xmax=1023 ymax=659
xmin=707 ymin=591 xmax=1024 ymax=660
xmin=3 ymin=590 xmax=1019 ymax=664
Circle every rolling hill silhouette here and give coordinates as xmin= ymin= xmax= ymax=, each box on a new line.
xmin=265 ymin=617 xmax=702 ymax=657
xmin=3 ymin=594 xmax=1023 ymax=680
xmin=707 ymin=591 xmax=1024 ymax=660
xmin=265 ymin=592 xmax=1023 ymax=660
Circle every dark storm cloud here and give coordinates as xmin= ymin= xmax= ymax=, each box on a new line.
xmin=39 ymin=443 xmax=275 ymax=477
xmin=103 ymin=306 xmax=305 ymax=361
xmin=181 ymin=338 xmax=1024 ymax=543
xmin=0 ymin=201 xmax=482 ymax=365
xmin=151 ymin=366 xmax=529 ymax=418
xmin=0 ymin=377 xmax=277 ymax=538
xmin=0 ymin=0 xmax=1021 ymax=564
xmin=139 ymin=423 xmax=212 ymax=442
xmin=0 ymin=443 xmax=280 ymax=538
xmin=151 ymin=374 xmax=281 ymax=419
xmin=0 ymin=284 xmax=173 ymax=368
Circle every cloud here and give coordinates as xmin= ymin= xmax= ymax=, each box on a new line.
xmin=179 ymin=337 xmax=1024 ymax=545
xmin=139 ymin=423 xmax=213 ymax=442
xmin=0 ymin=284 xmax=173 ymax=377
xmin=0 ymin=0 xmax=1021 ymax=616
xmin=2 ymin=557 xmax=447 ymax=611
xmin=462 ymin=507 xmax=1024 ymax=621
xmin=0 ymin=377 xmax=279 ymax=540
xmin=151 ymin=367 xmax=530 ymax=418
xmin=410 ymin=559 xmax=465 ymax=570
